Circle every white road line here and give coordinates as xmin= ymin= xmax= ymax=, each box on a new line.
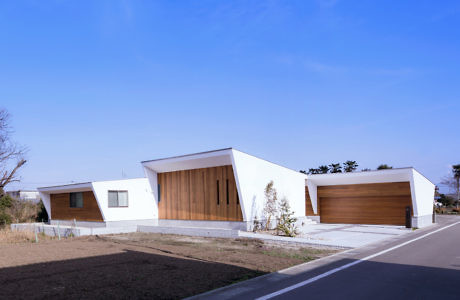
xmin=256 ymin=221 xmax=460 ymax=300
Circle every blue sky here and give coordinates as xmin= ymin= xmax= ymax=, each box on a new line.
xmin=1 ymin=0 xmax=459 ymax=191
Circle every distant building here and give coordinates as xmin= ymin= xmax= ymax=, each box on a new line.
xmin=6 ymin=190 xmax=41 ymax=203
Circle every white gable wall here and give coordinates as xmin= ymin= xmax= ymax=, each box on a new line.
xmin=410 ymin=169 xmax=435 ymax=218
xmin=231 ymin=149 xmax=307 ymax=222
xmin=91 ymin=178 xmax=156 ymax=222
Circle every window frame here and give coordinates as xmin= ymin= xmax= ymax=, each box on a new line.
xmin=108 ymin=190 xmax=129 ymax=208
xmin=69 ymin=192 xmax=83 ymax=208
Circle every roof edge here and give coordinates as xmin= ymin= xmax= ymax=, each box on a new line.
xmin=141 ymin=147 xmax=233 ymax=164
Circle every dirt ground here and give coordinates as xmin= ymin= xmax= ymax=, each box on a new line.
xmin=0 ymin=232 xmax=339 ymax=299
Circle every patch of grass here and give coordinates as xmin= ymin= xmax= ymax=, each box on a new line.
xmin=0 ymin=228 xmax=37 ymax=244
xmin=262 ymin=247 xmax=329 ymax=262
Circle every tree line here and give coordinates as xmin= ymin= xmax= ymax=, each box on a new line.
xmin=300 ymin=161 xmax=393 ymax=175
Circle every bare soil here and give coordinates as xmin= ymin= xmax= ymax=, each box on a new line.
xmin=0 ymin=232 xmax=338 ymax=299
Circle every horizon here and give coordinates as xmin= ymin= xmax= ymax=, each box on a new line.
xmin=1 ymin=1 xmax=459 ymax=193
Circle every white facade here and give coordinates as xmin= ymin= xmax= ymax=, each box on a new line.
xmin=38 ymin=178 xmax=156 ymax=225
xmin=231 ymin=149 xmax=307 ymax=222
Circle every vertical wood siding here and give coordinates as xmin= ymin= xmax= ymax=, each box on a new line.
xmin=157 ymin=165 xmax=243 ymax=221
xmin=50 ymin=191 xmax=104 ymax=221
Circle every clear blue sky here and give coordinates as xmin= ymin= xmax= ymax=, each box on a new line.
xmin=1 ymin=1 xmax=459 ymax=191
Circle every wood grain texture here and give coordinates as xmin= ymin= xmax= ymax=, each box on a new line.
xmin=50 ymin=191 xmax=103 ymax=222
xmin=318 ymin=182 xmax=412 ymax=225
xmin=305 ymin=186 xmax=319 ymax=216
xmin=157 ymin=165 xmax=243 ymax=221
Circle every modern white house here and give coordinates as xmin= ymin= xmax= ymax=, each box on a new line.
xmin=36 ymin=148 xmax=436 ymax=231
xmin=38 ymin=178 xmax=157 ymax=227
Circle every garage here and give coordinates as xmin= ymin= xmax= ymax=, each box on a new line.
xmin=317 ymin=182 xmax=412 ymax=225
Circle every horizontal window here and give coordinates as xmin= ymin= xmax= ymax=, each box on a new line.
xmin=108 ymin=191 xmax=129 ymax=207
xmin=70 ymin=192 xmax=83 ymax=208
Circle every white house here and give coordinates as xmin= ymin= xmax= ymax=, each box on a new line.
xmin=37 ymin=148 xmax=435 ymax=230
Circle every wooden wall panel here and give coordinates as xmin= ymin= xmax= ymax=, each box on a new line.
xmin=318 ymin=182 xmax=412 ymax=225
xmin=50 ymin=191 xmax=103 ymax=222
xmin=305 ymin=186 xmax=319 ymax=216
xmin=157 ymin=165 xmax=243 ymax=221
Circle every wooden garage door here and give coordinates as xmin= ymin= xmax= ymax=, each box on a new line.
xmin=319 ymin=182 xmax=412 ymax=225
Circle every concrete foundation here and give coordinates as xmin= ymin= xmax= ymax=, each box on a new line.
xmin=50 ymin=219 xmax=158 ymax=228
xmin=158 ymin=219 xmax=249 ymax=231
xmin=412 ymin=214 xmax=434 ymax=228
xmin=306 ymin=216 xmax=320 ymax=223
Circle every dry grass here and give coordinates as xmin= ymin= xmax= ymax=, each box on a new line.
xmin=6 ymin=201 xmax=39 ymax=223
xmin=0 ymin=227 xmax=52 ymax=244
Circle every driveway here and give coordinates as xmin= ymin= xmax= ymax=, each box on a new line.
xmin=240 ymin=223 xmax=412 ymax=248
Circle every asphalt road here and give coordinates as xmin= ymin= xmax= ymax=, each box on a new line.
xmin=193 ymin=216 xmax=460 ymax=300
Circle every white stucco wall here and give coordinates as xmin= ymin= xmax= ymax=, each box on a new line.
xmin=410 ymin=169 xmax=435 ymax=217
xmin=91 ymin=178 xmax=156 ymax=222
xmin=231 ymin=149 xmax=307 ymax=222
xmin=39 ymin=192 xmax=51 ymax=219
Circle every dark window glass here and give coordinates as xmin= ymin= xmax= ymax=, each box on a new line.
xmin=216 ymin=180 xmax=220 ymax=205
xmin=70 ymin=192 xmax=83 ymax=208
xmin=226 ymin=179 xmax=229 ymax=205
xmin=158 ymin=184 xmax=161 ymax=202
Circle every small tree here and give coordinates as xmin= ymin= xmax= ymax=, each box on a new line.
xmin=318 ymin=165 xmax=329 ymax=174
xmin=453 ymin=164 xmax=460 ymax=207
xmin=263 ymin=181 xmax=278 ymax=230
xmin=343 ymin=161 xmax=358 ymax=172
xmin=0 ymin=109 xmax=27 ymax=196
xmin=308 ymin=168 xmax=320 ymax=174
xmin=377 ymin=164 xmax=393 ymax=170
xmin=438 ymin=194 xmax=454 ymax=207
xmin=276 ymin=197 xmax=298 ymax=237
xmin=442 ymin=164 xmax=460 ymax=208
xmin=329 ymin=163 xmax=342 ymax=173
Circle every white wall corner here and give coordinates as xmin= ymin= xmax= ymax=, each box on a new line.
xmin=230 ymin=150 xmax=248 ymax=222
xmin=306 ymin=180 xmax=318 ymax=214
xmin=143 ymin=167 xmax=159 ymax=219
xmin=410 ymin=169 xmax=435 ymax=218
xmin=91 ymin=183 xmax=107 ymax=221
xmin=39 ymin=192 xmax=51 ymax=220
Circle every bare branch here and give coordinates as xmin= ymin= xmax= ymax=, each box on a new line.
xmin=0 ymin=108 xmax=27 ymax=195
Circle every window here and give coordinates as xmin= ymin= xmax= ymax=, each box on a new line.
xmin=216 ymin=180 xmax=220 ymax=205
xmin=108 ymin=191 xmax=129 ymax=207
xmin=70 ymin=192 xmax=83 ymax=208
xmin=158 ymin=184 xmax=161 ymax=202
xmin=226 ymin=179 xmax=229 ymax=205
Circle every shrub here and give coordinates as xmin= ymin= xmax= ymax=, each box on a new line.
xmin=276 ymin=197 xmax=298 ymax=237
xmin=252 ymin=216 xmax=262 ymax=232
xmin=0 ymin=211 xmax=12 ymax=226
xmin=0 ymin=195 xmax=42 ymax=227
xmin=0 ymin=195 xmax=13 ymax=209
